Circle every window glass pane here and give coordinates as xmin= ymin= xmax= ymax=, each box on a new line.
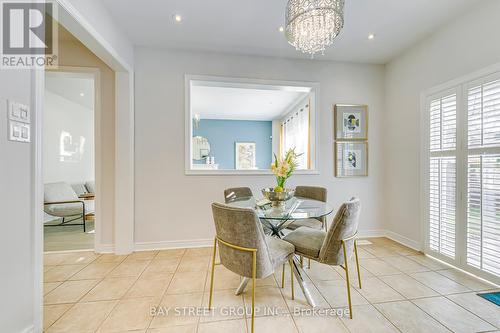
xmin=430 ymin=94 xmax=456 ymax=152
xmin=468 ymin=79 xmax=500 ymax=148
xmin=429 ymin=156 xmax=456 ymax=259
xmin=467 ymin=154 xmax=500 ymax=276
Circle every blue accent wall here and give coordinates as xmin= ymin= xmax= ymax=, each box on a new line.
xmin=193 ymin=119 xmax=272 ymax=169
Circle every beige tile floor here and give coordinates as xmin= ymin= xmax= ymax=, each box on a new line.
xmin=43 ymin=238 xmax=500 ymax=333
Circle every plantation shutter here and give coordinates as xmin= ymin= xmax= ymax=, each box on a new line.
xmin=428 ymin=93 xmax=457 ymax=259
xmin=466 ymin=78 xmax=500 ymax=277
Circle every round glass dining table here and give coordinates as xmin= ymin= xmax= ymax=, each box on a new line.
xmin=225 ymin=195 xmax=334 ymax=307
xmin=226 ymin=196 xmax=334 ymax=236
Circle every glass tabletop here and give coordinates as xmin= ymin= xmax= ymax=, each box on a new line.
xmin=226 ymin=196 xmax=334 ymax=221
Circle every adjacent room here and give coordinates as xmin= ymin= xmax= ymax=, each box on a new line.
xmin=43 ymin=71 xmax=96 ymax=251
xmin=2 ymin=1 xmax=500 ymax=333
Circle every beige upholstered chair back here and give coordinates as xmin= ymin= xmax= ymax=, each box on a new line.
xmin=295 ymin=186 xmax=328 ymax=225
xmin=318 ymin=198 xmax=360 ymax=265
xmin=211 ymin=203 xmax=274 ymax=279
xmin=224 ymin=187 xmax=253 ymax=203
xmin=295 ymin=186 xmax=327 ymax=202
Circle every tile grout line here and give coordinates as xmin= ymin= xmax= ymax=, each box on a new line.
xmin=408 ymin=297 xmax=463 ymax=333
xmin=273 ymin=262 xmax=304 ymax=333
xmin=43 ymin=241 xmax=499 ymax=333
xmin=43 ymin=252 xmax=104 ymax=331
xmin=93 ymin=254 xmax=152 ymax=333
xmin=443 ymin=292 xmax=500 ymax=330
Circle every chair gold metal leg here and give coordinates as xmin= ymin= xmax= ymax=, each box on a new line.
xmin=300 ymin=255 xmax=304 ymax=268
xmin=281 ymin=264 xmax=285 ymax=288
xmin=289 ymin=259 xmax=294 ymax=300
xmin=208 ymin=238 xmax=217 ymax=310
xmin=342 ymin=241 xmax=353 ymax=319
xmin=354 ymin=239 xmax=362 ymax=289
xmin=251 ymin=251 xmax=257 ymax=333
xmin=308 ymin=258 xmax=311 ymax=269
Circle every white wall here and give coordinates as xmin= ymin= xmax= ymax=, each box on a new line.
xmin=59 ymin=0 xmax=134 ymax=70
xmin=0 ymin=70 xmax=35 ymax=332
xmin=134 ymin=48 xmax=385 ymax=246
xmin=43 ymin=90 xmax=94 ymax=184
xmin=384 ymin=0 xmax=500 ymax=246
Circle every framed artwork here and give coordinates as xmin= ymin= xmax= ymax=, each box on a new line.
xmin=335 ymin=142 xmax=368 ymax=177
xmin=334 ymin=104 xmax=368 ymax=140
xmin=235 ymin=142 xmax=256 ymax=170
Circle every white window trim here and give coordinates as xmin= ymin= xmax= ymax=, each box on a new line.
xmin=420 ymin=62 xmax=500 ymax=286
xmin=184 ymin=74 xmax=320 ymax=175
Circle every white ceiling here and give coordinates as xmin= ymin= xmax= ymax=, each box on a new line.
xmin=45 ymin=73 xmax=94 ymax=109
xmin=192 ymin=85 xmax=309 ymax=121
xmin=101 ymin=0 xmax=479 ymax=64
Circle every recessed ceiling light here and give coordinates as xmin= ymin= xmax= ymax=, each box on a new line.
xmin=173 ymin=14 xmax=182 ymax=23
xmin=79 ymin=92 xmax=85 ymax=97
xmin=368 ymin=33 xmax=375 ymax=40
xmin=278 ymin=26 xmax=284 ymax=32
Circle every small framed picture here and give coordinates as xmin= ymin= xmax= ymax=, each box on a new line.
xmin=334 ymin=104 xmax=368 ymax=140
xmin=235 ymin=142 xmax=257 ymax=170
xmin=335 ymin=142 xmax=368 ymax=177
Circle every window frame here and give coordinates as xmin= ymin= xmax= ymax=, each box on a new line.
xmin=184 ymin=74 xmax=320 ymax=175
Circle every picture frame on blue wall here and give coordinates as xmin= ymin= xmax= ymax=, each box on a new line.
xmin=235 ymin=142 xmax=257 ymax=170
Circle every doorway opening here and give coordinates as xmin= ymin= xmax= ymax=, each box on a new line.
xmin=43 ymin=70 xmax=97 ymax=252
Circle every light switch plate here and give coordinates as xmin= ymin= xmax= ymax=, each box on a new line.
xmin=8 ymin=100 xmax=30 ymax=123
xmin=9 ymin=121 xmax=30 ymax=142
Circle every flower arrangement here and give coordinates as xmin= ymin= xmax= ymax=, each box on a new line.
xmin=271 ymin=148 xmax=300 ymax=192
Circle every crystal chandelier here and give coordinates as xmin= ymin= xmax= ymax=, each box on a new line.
xmin=285 ymin=0 xmax=345 ymax=57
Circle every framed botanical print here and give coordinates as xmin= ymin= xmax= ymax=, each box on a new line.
xmin=235 ymin=142 xmax=256 ymax=170
xmin=335 ymin=142 xmax=368 ymax=177
xmin=334 ymin=104 xmax=368 ymax=140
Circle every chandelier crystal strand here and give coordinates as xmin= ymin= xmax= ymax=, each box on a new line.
xmin=285 ymin=0 xmax=345 ymax=57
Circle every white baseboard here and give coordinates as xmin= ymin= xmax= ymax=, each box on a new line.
xmin=134 ymin=238 xmax=213 ymax=251
xmin=44 ymin=249 xmax=93 ymax=254
xmin=97 ymin=231 xmax=421 ymax=254
xmin=355 ymin=229 xmax=422 ymax=252
xmin=20 ymin=325 xmax=34 ymax=333
xmin=384 ymin=230 xmax=422 ymax=251
xmin=358 ymin=229 xmax=386 ymax=238
xmin=95 ymin=243 xmax=115 ymax=253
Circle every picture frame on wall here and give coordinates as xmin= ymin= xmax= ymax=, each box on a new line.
xmin=235 ymin=142 xmax=257 ymax=170
xmin=335 ymin=142 xmax=368 ymax=177
xmin=334 ymin=104 xmax=368 ymax=140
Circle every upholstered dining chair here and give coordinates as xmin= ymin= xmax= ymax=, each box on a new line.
xmin=287 ymin=186 xmax=328 ymax=231
xmin=224 ymin=186 xmax=253 ymax=203
xmin=209 ymin=203 xmax=295 ymax=333
xmin=283 ymin=198 xmax=362 ymax=319
xmin=287 ymin=186 xmax=328 ymax=268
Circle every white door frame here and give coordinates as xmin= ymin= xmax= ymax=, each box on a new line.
xmin=33 ymin=1 xmax=135 ymax=331
xmin=44 ymin=67 xmax=101 ymax=252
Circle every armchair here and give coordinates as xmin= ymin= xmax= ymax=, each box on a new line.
xmin=44 ymin=182 xmax=94 ymax=232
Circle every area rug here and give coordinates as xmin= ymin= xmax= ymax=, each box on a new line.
xmin=477 ymin=292 xmax=500 ymax=307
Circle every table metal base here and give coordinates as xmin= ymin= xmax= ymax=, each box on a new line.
xmin=234 ymin=255 xmax=317 ymax=308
